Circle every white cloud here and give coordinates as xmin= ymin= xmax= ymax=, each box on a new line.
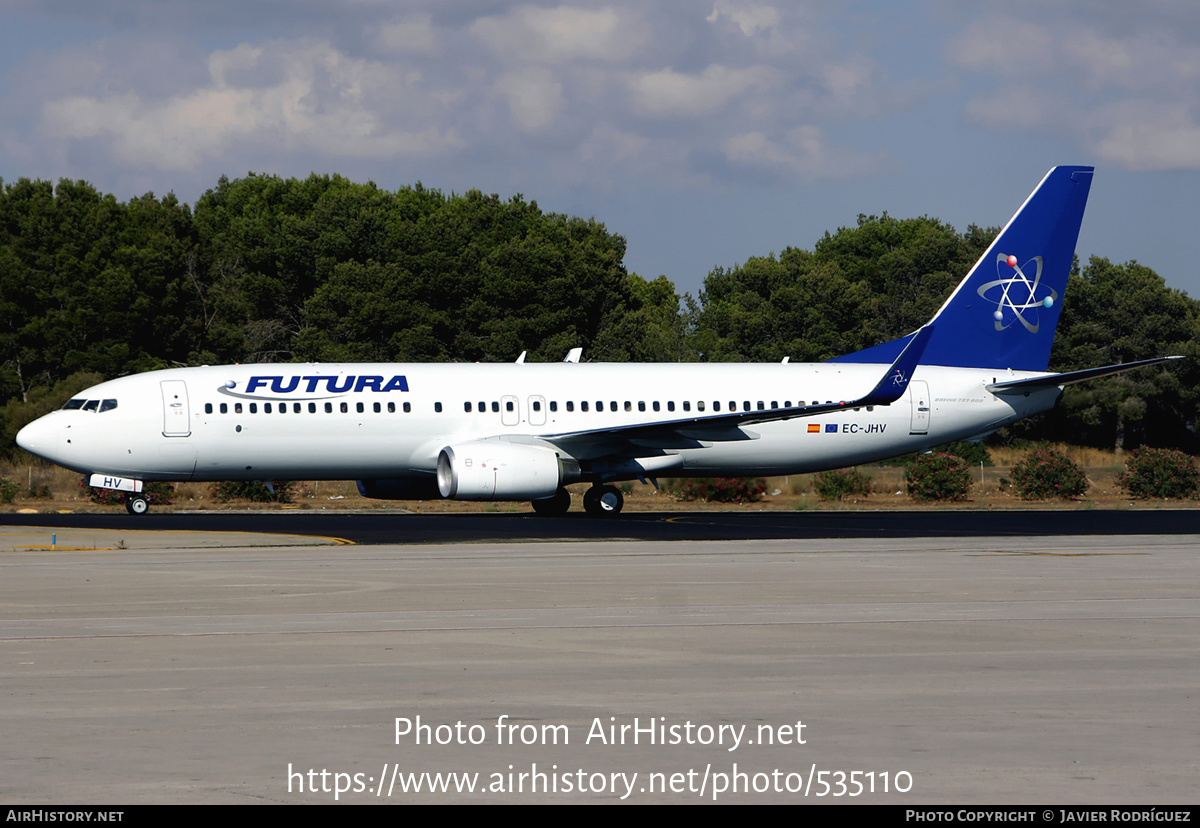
xmin=40 ymin=40 xmax=459 ymax=170
xmin=1088 ymin=101 xmax=1200 ymax=170
xmin=945 ymin=16 xmax=1055 ymax=77
xmin=471 ymin=4 xmax=644 ymax=64
xmin=964 ymin=86 xmax=1068 ymax=130
xmin=948 ymin=9 xmax=1200 ymax=171
xmin=723 ymin=126 xmax=880 ymax=178
xmin=706 ymin=1 xmax=782 ymax=37
xmin=375 ymin=14 xmax=439 ymax=56
xmin=1064 ymin=30 xmax=1200 ymax=90
xmin=631 ymin=65 xmax=775 ymax=117
xmin=494 ymin=67 xmax=564 ymax=133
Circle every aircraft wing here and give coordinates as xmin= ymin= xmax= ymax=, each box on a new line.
xmin=986 ymin=356 xmax=1184 ymax=393
xmin=536 ymin=325 xmax=933 ymax=456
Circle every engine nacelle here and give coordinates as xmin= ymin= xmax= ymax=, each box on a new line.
xmin=437 ymin=441 xmax=566 ymax=501
xmin=356 ymin=477 xmax=441 ymax=500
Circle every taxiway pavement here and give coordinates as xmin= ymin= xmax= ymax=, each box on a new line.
xmin=1 ymin=529 xmax=1196 ymax=803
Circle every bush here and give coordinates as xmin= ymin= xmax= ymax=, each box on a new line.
xmin=1116 ymin=448 xmax=1200 ymax=499
xmin=209 ymin=480 xmax=296 ymax=503
xmin=668 ymin=477 xmax=766 ymax=503
xmin=893 ymin=441 xmax=993 ymax=469
xmin=812 ymin=468 xmax=872 ymax=501
xmin=1010 ymin=448 xmax=1089 ymax=500
xmin=937 ymin=441 xmax=993 ymax=467
xmin=905 ymin=452 xmax=972 ymax=502
xmin=0 ymin=477 xmax=19 ymax=503
xmin=80 ymin=478 xmax=174 ymax=505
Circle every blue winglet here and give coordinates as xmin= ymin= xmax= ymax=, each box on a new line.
xmin=860 ymin=324 xmax=933 ymax=406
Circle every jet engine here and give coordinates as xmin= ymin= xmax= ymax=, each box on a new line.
xmin=436 ymin=441 xmax=575 ymax=501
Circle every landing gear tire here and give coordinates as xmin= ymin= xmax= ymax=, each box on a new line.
xmin=531 ymin=487 xmax=571 ymax=516
xmin=583 ymin=484 xmax=624 ymax=517
xmin=125 ymin=494 xmax=149 ymax=516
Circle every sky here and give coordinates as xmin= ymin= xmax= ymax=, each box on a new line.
xmin=2 ymin=0 xmax=1199 ymax=302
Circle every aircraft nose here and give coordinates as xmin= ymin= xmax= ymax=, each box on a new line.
xmin=16 ymin=416 xmax=58 ymax=461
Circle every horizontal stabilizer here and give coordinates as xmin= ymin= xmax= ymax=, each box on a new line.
xmin=987 ymin=356 xmax=1184 ymax=393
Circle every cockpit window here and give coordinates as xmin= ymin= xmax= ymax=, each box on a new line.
xmin=63 ymin=398 xmax=118 ymax=412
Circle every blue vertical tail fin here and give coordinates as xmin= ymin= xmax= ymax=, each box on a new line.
xmin=833 ymin=165 xmax=1094 ymax=371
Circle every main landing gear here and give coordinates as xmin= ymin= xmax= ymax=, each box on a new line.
xmin=125 ymin=493 xmax=150 ymax=515
xmin=530 ymin=484 xmax=625 ymax=517
xmin=531 ymin=487 xmax=572 ymax=516
xmin=582 ymin=484 xmax=623 ymax=517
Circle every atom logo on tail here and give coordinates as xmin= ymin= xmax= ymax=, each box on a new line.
xmin=976 ymin=253 xmax=1057 ymax=333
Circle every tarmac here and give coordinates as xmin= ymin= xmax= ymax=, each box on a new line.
xmin=1 ymin=524 xmax=1197 ymax=803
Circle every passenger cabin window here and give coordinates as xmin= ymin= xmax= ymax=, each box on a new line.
xmin=567 ymin=401 xmax=575 ymax=412
xmin=435 ymin=402 xmax=443 ymax=413
xmin=205 ymin=403 xmax=213 ymax=414
xmin=325 ymin=403 xmax=333 ymax=413
xmin=249 ymin=403 xmax=257 ymax=414
xmin=220 ymin=403 xmax=228 ymax=414
xmin=308 ymin=402 xmax=316 ymax=413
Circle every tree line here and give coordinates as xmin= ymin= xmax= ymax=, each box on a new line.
xmin=1 ymin=174 xmax=1195 ymax=455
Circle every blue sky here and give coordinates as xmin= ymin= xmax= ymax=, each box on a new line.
xmin=2 ymin=0 xmax=1199 ymax=302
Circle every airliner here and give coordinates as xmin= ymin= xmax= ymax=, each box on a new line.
xmin=15 ymin=166 xmax=1178 ymax=516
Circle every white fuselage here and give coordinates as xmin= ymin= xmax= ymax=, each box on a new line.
xmin=16 ymin=361 xmax=1058 ymax=486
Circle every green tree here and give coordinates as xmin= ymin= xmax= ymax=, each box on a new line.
xmin=1032 ymin=257 xmax=1200 ymax=450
